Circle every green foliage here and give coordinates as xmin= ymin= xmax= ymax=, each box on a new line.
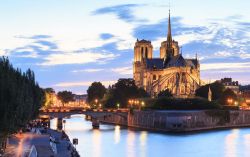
xmin=43 ymin=88 xmax=55 ymax=108
xmin=57 ymin=91 xmax=74 ymax=105
xmin=103 ymin=79 xmax=149 ymax=108
xmin=0 ymin=57 xmax=45 ymax=134
xmin=87 ymin=82 xmax=106 ymax=103
xmin=149 ymin=97 xmax=221 ymax=110
xmin=195 ymin=82 xmax=224 ymax=100
xmin=157 ymin=89 xmax=173 ymax=98
xmin=44 ymin=88 xmax=55 ymax=93
xmin=220 ymin=88 xmax=238 ymax=105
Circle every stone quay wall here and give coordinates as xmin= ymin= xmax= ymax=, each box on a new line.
xmin=101 ymin=110 xmax=250 ymax=132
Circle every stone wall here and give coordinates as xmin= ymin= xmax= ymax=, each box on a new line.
xmin=101 ymin=110 xmax=250 ymax=132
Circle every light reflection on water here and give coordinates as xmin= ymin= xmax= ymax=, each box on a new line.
xmin=50 ymin=115 xmax=250 ymax=157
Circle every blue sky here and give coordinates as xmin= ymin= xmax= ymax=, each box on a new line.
xmin=1 ymin=0 xmax=250 ymax=94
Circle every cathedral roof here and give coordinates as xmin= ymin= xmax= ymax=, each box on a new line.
xmin=165 ymin=54 xmax=187 ymax=67
xmin=137 ymin=39 xmax=151 ymax=43
xmin=145 ymin=55 xmax=199 ymax=70
xmin=145 ymin=58 xmax=164 ymax=69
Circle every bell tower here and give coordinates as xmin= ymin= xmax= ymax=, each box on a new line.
xmin=134 ymin=39 xmax=153 ymax=62
xmin=133 ymin=39 xmax=153 ymax=89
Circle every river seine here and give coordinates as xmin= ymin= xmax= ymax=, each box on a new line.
xmin=51 ymin=114 xmax=250 ymax=157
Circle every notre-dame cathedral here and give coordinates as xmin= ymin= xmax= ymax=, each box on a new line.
xmin=133 ymin=11 xmax=202 ymax=97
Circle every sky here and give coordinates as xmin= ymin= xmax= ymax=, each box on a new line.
xmin=1 ymin=0 xmax=250 ymax=94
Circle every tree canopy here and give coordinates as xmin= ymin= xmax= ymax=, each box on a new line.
xmin=87 ymin=82 xmax=106 ymax=103
xmin=57 ymin=91 xmax=74 ymax=105
xmin=44 ymin=88 xmax=55 ymax=108
xmin=0 ymin=57 xmax=44 ymax=134
xmin=220 ymin=88 xmax=238 ymax=106
xmin=157 ymin=89 xmax=173 ymax=98
xmin=103 ymin=79 xmax=149 ymax=108
xmin=195 ymin=82 xmax=224 ymax=100
xmin=149 ymin=97 xmax=221 ymax=110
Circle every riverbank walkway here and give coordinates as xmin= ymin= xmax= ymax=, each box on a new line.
xmin=3 ymin=128 xmax=78 ymax=157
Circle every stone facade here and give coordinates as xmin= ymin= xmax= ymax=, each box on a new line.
xmin=133 ymin=12 xmax=202 ymax=97
xmin=101 ymin=110 xmax=250 ymax=132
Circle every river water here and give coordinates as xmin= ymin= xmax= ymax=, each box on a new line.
xmin=50 ymin=114 xmax=250 ymax=157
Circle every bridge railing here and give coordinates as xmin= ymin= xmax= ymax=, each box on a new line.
xmin=40 ymin=108 xmax=129 ymax=113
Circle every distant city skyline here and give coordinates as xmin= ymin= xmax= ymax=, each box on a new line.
xmin=1 ymin=0 xmax=250 ymax=94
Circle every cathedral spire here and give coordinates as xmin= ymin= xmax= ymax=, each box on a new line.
xmin=167 ymin=9 xmax=172 ymax=47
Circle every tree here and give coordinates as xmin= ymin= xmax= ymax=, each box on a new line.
xmin=0 ymin=57 xmax=45 ymax=134
xmin=157 ymin=89 xmax=173 ymax=98
xmin=87 ymin=82 xmax=106 ymax=103
xmin=43 ymin=88 xmax=55 ymax=108
xmin=103 ymin=79 xmax=149 ymax=108
xmin=57 ymin=91 xmax=74 ymax=106
xmin=195 ymin=82 xmax=224 ymax=100
xmin=220 ymin=88 xmax=238 ymax=106
xmin=44 ymin=88 xmax=55 ymax=93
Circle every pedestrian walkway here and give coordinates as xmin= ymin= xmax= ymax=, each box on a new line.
xmin=3 ymin=128 xmax=79 ymax=157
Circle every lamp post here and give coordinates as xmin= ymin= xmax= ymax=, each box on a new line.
xmin=94 ymin=99 xmax=98 ymax=109
xmin=227 ymin=98 xmax=233 ymax=105
xmin=234 ymin=101 xmax=238 ymax=106
xmin=140 ymin=101 xmax=145 ymax=110
xmin=117 ymin=103 xmax=120 ymax=109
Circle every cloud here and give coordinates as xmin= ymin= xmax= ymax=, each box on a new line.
xmin=72 ymin=68 xmax=104 ymax=73
xmin=100 ymin=33 xmax=114 ymax=40
xmin=54 ymin=80 xmax=116 ymax=87
xmin=15 ymin=35 xmax=52 ymax=40
xmin=33 ymin=40 xmax=58 ymax=50
xmin=111 ymin=66 xmax=132 ymax=75
xmin=30 ymin=35 xmax=52 ymax=39
xmin=201 ymin=62 xmax=250 ymax=71
xmin=131 ymin=14 xmax=250 ymax=72
xmin=92 ymin=4 xmax=146 ymax=22
xmin=39 ymin=51 xmax=118 ymax=66
xmin=0 ymin=49 xmax=7 ymax=56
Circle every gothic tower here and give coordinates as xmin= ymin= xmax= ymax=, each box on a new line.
xmin=133 ymin=39 xmax=153 ymax=89
xmin=160 ymin=10 xmax=180 ymax=62
xmin=134 ymin=39 xmax=153 ymax=62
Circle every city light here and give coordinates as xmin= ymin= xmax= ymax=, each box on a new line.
xmin=234 ymin=101 xmax=239 ymax=106
xmin=95 ymin=99 xmax=98 ymax=104
xmin=227 ymin=98 xmax=233 ymax=105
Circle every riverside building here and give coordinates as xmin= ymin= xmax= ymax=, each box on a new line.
xmin=133 ymin=11 xmax=202 ymax=97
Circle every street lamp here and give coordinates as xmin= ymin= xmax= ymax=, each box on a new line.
xmin=227 ymin=98 xmax=233 ymax=105
xmin=95 ymin=99 xmax=98 ymax=104
xmin=117 ymin=103 xmax=120 ymax=109
xmin=234 ymin=101 xmax=238 ymax=106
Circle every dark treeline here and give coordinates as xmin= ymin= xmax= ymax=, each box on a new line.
xmin=0 ymin=57 xmax=44 ymax=135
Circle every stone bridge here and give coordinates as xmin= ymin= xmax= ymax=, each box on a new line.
xmin=40 ymin=109 xmax=128 ymax=120
xmin=40 ymin=109 xmax=129 ymax=129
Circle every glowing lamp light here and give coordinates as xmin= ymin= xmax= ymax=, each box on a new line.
xmin=234 ymin=101 xmax=238 ymax=106
xmin=246 ymin=99 xmax=250 ymax=103
xmin=95 ymin=99 xmax=98 ymax=103
xmin=227 ymin=98 xmax=233 ymax=105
